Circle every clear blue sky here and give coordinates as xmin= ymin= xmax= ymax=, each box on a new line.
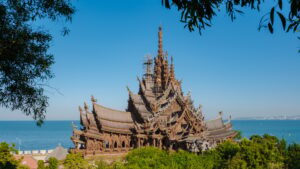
xmin=1 ymin=0 xmax=299 ymax=120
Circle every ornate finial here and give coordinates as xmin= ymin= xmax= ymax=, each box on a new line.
xmin=187 ymin=90 xmax=191 ymax=97
xmin=196 ymin=104 xmax=203 ymax=115
xmin=126 ymin=86 xmax=132 ymax=94
xmin=158 ymin=26 xmax=163 ymax=57
xmin=84 ymin=102 xmax=88 ymax=110
xmin=91 ymin=95 xmax=97 ymax=103
xmin=219 ymin=111 xmax=223 ymax=117
xmin=78 ymin=106 xmax=83 ymax=113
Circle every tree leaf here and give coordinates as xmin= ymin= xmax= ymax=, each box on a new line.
xmin=278 ymin=0 xmax=283 ymax=10
xmin=268 ymin=23 xmax=274 ymax=33
xmin=287 ymin=23 xmax=295 ymax=32
xmin=270 ymin=7 xmax=275 ymax=25
xmin=235 ymin=9 xmax=244 ymax=14
xmin=277 ymin=12 xmax=286 ymax=30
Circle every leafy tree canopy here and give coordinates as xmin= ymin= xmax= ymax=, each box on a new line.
xmin=63 ymin=153 xmax=90 ymax=169
xmin=162 ymin=0 xmax=299 ymax=35
xmin=0 ymin=142 xmax=19 ymax=169
xmin=0 ymin=0 xmax=75 ymax=125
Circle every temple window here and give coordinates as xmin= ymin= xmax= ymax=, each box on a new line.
xmin=130 ymin=140 xmax=134 ymax=147
xmin=104 ymin=141 xmax=109 ymax=149
xmin=122 ymin=141 xmax=126 ymax=148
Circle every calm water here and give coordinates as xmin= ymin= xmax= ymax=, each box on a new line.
xmin=0 ymin=120 xmax=299 ymax=150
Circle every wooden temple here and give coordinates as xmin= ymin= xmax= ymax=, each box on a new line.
xmin=70 ymin=26 xmax=237 ymax=155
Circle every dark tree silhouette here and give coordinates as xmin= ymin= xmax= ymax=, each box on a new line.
xmin=0 ymin=0 xmax=75 ymax=125
xmin=162 ymin=0 xmax=299 ymax=37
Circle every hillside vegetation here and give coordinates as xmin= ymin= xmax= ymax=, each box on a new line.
xmin=1 ymin=134 xmax=300 ymax=169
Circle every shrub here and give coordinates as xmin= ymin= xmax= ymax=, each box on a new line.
xmin=126 ymin=147 xmax=169 ymax=169
xmin=37 ymin=160 xmax=45 ymax=169
xmin=63 ymin=153 xmax=90 ymax=169
xmin=47 ymin=157 xmax=58 ymax=169
xmin=0 ymin=142 xmax=19 ymax=169
xmin=95 ymin=159 xmax=109 ymax=169
xmin=285 ymin=143 xmax=300 ymax=169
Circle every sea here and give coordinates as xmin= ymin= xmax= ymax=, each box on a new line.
xmin=0 ymin=120 xmax=299 ymax=151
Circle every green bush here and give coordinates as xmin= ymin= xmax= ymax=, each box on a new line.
xmin=285 ymin=143 xmax=300 ymax=169
xmin=126 ymin=147 xmax=169 ymax=169
xmin=95 ymin=159 xmax=109 ymax=169
xmin=63 ymin=153 xmax=90 ymax=169
xmin=37 ymin=160 xmax=45 ymax=169
xmin=47 ymin=157 xmax=58 ymax=169
xmin=1 ymin=134 xmax=300 ymax=169
xmin=0 ymin=142 xmax=19 ymax=169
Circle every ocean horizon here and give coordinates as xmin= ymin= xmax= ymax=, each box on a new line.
xmin=0 ymin=120 xmax=299 ymax=151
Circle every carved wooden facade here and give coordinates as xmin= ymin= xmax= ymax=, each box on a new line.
xmin=70 ymin=27 xmax=237 ymax=155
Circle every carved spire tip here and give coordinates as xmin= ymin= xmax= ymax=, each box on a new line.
xmin=78 ymin=106 xmax=83 ymax=113
xmin=84 ymin=102 xmax=88 ymax=110
xmin=91 ymin=95 xmax=97 ymax=103
xmin=126 ymin=86 xmax=132 ymax=93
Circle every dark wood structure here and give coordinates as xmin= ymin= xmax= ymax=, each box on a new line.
xmin=70 ymin=27 xmax=237 ymax=155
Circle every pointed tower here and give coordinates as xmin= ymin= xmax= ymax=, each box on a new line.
xmin=158 ymin=25 xmax=163 ymax=58
xmin=169 ymin=56 xmax=175 ymax=82
xmin=162 ymin=51 xmax=169 ymax=89
xmin=154 ymin=26 xmax=163 ymax=91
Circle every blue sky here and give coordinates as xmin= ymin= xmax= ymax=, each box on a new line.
xmin=1 ymin=0 xmax=299 ymax=120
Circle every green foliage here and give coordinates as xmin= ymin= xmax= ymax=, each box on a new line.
xmin=126 ymin=147 xmax=170 ymax=169
xmin=0 ymin=0 xmax=75 ymax=124
xmin=109 ymin=161 xmax=126 ymax=169
xmin=37 ymin=160 xmax=45 ymax=169
xmin=169 ymin=149 xmax=216 ymax=169
xmin=63 ymin=153 xmax=90 ymax=169
xmin=226 ymin=154 xmax=247 ymax=169
xmin=0 ymin=142 xmax=19 ymax=169
xmin=215 ymin=141 xmax=240 ymax=161
xmin=17 ymin=165 xmax=30 ymax=169
xmin=57 ymin=137 xmax=299 ymax=169
xmin=95 ymin=159 xmax=109 ymax=169
xmin=285 ymin=143 xmax=300 ymax=169
xmin=234 ymin=130 xmax=242 ymax=140
xmin=162 ymin=0 xmax=300 ymax=35
xmin=47 ymin=157 xmax=58 ymax=169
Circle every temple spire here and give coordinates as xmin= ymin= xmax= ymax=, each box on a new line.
xmin=78 ymin=106 xmax=83 ymax=113
xmin=84 ymin=102 xmax=89 ymax=111
xmin=158 ymin=26 xmax=163 ymax=58
xmin=169 ymin=56 xmax=175 ymax=81
xmin=162 ymin=51 xmax=169 ymax=89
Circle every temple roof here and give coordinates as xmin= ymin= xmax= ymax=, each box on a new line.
xmin=129 ymin=93 xmax=152 ymax=119
xmin=205 ymin=117 xmax=224 ymax=131
xmin=205 ymin=116 xmax=236 ymax=139
xmin=93 ymin=103 xmax=133 ymax=123
xmin=46 ymin=146 xmax=68 ymax=161
xmin=93 ymin=103 xmax=134 ymax=134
